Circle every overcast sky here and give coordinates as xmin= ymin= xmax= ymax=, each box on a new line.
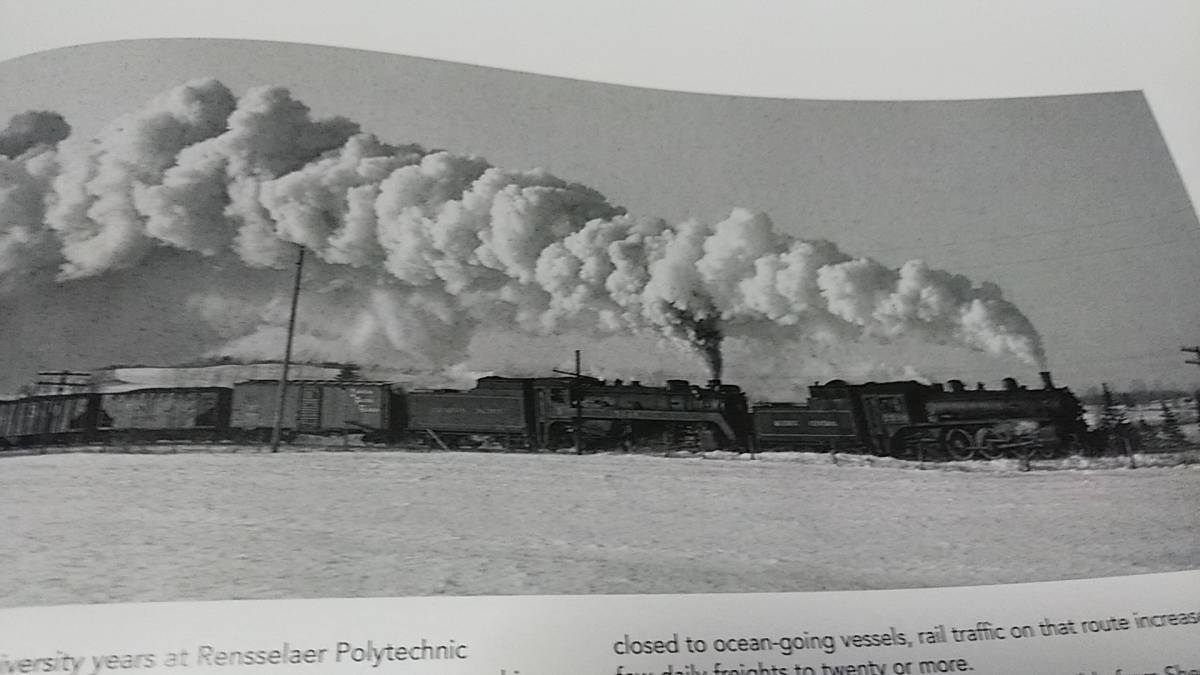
xmin=0 ymin=39 xmax=1197 ymax=396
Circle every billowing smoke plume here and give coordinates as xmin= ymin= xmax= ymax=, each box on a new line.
xmin=0 ymin=112 xmax=66 ymax=293
xmin=0 ymin=111 xmax=69 ymax=159
xmin=0 ymin=79 xmax=1048 ymax=379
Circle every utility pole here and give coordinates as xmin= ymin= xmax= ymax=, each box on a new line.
xmin=1187 ymin=347 xmax=1200 ymax=425
xmin=551 ymin=350 xmax=586 ymax=454
xmin=270 ymin=244 xmax=306 ymax=453
xmin=574 ymin=349 xmax=582 ymax=455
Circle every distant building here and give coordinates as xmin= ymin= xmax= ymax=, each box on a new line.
xmin=91 ymin=363 xmax=353 ymax=392
xmin=9 ymin=361 xmax=479 ymax=398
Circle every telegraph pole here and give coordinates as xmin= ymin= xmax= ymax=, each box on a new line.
xmin=551 ymin=350 xmax=586 ymax=454
xmin=574 ymin=349 xmax=582 ymax=455
xmin=1187 ymin=347 xmax=1200 ymax=425
xmin=270 ymin=244 xmax=306 ymax=453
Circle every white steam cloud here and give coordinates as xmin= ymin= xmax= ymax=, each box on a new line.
xmin=0 ymin=79 xmax=1048 ymax=378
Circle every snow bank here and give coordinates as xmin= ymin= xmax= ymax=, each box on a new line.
xmin=2 ymin=450 xmax=1196 ymax=608
xmin=697 ymin=448 xmax=1200 ymax=472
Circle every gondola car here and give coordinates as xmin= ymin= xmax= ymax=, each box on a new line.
xmin=97 ymin=387 xmax=232 ymax=443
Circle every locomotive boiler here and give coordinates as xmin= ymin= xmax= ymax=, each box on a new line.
xmin=390 ymin=375 xmax=750 ymax=451
xmin=531 ymin=376 xmax=750 ymax=451
xmin=751 ymin=371 xmax=1088 ymax=459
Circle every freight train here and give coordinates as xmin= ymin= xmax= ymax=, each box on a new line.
xmin=0 ymin=370 xmax=1125 ymax=459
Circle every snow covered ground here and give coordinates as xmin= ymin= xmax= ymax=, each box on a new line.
xmin=1 ymin=449 xmax=1197 ymax=608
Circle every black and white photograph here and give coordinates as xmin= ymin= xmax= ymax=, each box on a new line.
xmin=1 ymin=29 xmax=1197 ymax=608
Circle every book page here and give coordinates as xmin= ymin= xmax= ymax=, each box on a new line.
xmin=0 ymin=2 xmax=1197 ymax=673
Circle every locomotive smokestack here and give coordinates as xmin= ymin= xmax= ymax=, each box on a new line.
xmin=707 ymin=379 xmax=722 ymax=390
xmin=1039 ymin=371 xmax=1055 ymax=390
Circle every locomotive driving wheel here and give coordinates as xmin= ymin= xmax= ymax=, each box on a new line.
xmin=942 ymin=428 xmax=975 ymax=461
xmin=974 ymin=428 xmax=1006 ymax=460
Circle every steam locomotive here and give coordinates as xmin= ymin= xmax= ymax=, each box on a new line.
xmin=753 ymin=371 xmax=1095 ymax=459
xmin=0 ymin=369 xmax=1108 ymax=459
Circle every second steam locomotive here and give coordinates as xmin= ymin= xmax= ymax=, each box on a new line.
xmin=753 ymin=371 xmax=1093 ymax=459
xmin=1 ymin=368 xmax=1104 ymax=459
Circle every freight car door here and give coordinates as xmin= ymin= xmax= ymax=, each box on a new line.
xmin=297 ymin=385 xmax=323 ymax=431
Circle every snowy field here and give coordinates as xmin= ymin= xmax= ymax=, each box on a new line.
xmin=1 ymin=449 xmax=1198 ymax=608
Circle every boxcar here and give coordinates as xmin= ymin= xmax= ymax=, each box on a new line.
xmin=230 ymin=380 xmax=391 ymax=439
xmin=97 ymin=387 xmax=231 ymax=442
xmin=0 ymin=393 xmax=94 ymax=447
